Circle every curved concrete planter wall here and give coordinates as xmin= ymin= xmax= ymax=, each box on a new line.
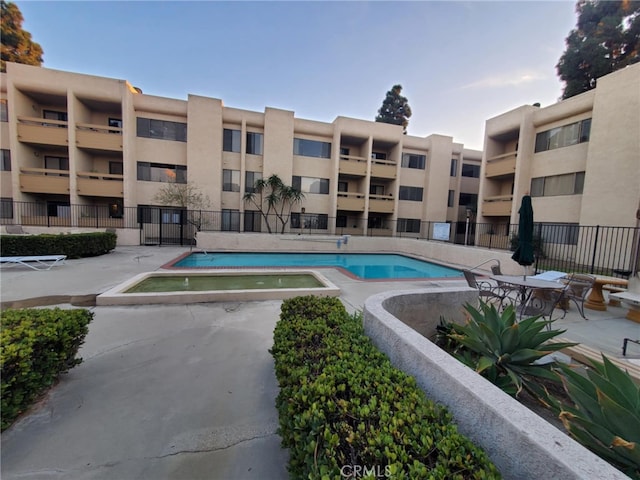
xmin=363 ymin=287 xmax=629 ymax=480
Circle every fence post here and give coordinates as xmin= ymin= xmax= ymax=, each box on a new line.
xmin=95 ymin=205 xmax=99 ymax=228
xmin=590 ymin=225 xmax=600 ymax=274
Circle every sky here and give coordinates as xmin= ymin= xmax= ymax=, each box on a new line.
xmin=16 ymin=0 xmax=579 ymax=150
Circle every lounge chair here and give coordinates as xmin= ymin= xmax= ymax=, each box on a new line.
xmin=0 ymin=255 xmax=67 ymax=271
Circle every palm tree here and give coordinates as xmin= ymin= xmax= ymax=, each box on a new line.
xmin=243 ymin=174 xmax=304 ymax=233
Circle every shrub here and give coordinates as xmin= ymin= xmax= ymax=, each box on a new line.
xmin=439 ymin=302 xmax=576 ymax=397
xmin=1 ymin=308 xmax=93 ymax=430
xmin=271 ymin=296 xmax=501 ymax=479
xmin=0 ymin=231 xmax=116 ymax=258
xmin=553 ymin=356 xmax=640 ymax=479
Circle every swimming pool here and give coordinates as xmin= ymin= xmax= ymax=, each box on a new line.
xmin=171 ymin=253 xmax=462 ymax=280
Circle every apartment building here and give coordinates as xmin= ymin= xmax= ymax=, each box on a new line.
xmin=477 ymin=62 xmax=640 ymax=268
xmin=0 ymin=63 xmax=480 ymax=244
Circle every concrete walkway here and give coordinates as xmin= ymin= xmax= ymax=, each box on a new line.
xmin=1 ymin=246 xmax=638 ymax=480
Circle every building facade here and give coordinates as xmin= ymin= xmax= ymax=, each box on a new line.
xmin=0 ymin=63 xmax=481 ymax=243
xmin=477 ymin=62 xmax=640 ymax=270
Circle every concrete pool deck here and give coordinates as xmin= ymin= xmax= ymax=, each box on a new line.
xmin=1 ymin=246 xmax=639 ymax=480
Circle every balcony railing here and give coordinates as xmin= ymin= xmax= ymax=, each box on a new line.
xmin=368 ymin=194 xmax=395 ymax=213
xmin=370 ymin=159 xmax=397 ymax=179
xmin=485 ymin=151 xmax=516 ymax=178
xmin=19 ymin=168 xmax=70 ymax=195
xmin=336 ymin=192 xmax=365 ymax=211
xmin=338 ymin=154 xmax=367 ymax=176
xmin=76 ymin=171 xmax=124 ymax=198
xmin=482 ymin=195 xmax=513 ymax=216
xmin=76 ymin=123 xmax=123 ymax=151
xmin=17 ymin=116 xmax=68 ymax=146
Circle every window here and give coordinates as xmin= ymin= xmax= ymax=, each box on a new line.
xmin=401 ymin=153 xmax=426 ymax=170
xmin=222 ymin=209 xmax=240 ymax=231
xmin=137 ymin=162 xmax=187 ymax=183
xmin=1 ymin=150 xmax=11 ymax=171
xmin=368 ymin=216 xmax=385 ymax=229
xmin=461 ymin=164 xmax=480 ymax=178
xmin=534 ymin=118 xmax=591 ymax=152
xmin=44 ymin=156 xmax=69 ymax=176
xmin=450 ymin=158 xmax=458 ymax=176
xmin=530 ymin=172 xmax=585 ymax=197
xmin=44 ymin=110 xmax=68 ymax=122
xmin=397 ymin=218 xmax=421 ymax=233
xmin=370 ymin=184 xmax=384 ymax=195
xmin=540 ymin=223 xmax=579 ymax=245
xmin=223 ymin=169 xmax=240 ymax=192
xmin=336 ymin=215 xmax=347 ymax=228
xmin=109 ymin=161 xmax=123 ymax=175
xmin=244 ymin=210 xmax=261 ymax=232
xmin=1 ymin=198 xmax=13 ymax=219
xmin=291 ymin=213 xmax=328 ymax=230
xmin=458 ymin=193 xmax=478 ymax=207
xmin=293 ymin=138 xmax=331 ymax=158
xmin=337 ymin=181 xmax=348 ymax=192
xmin=245 ymin=171 xmax=262 ymax=193
xmin=108 ymin=118 xmax=122 ymax=133
xmin=136 ymin=117 xmax=187 ymax=142
xmin=0 ymin=99 xmax=7 ymax=122
xmin=162 ymin=208 xmax=185 ymax=225
xmin=246 ymin=132 xmax=263 ymax=155
xmin=398 ymin=186 xmax=423 ymax=202
xmin=340 ymin=147 xmax=350 ymax=156
xmin=223 ymin=129 xmax=241 ymax=152
xmin=292 ymin=176 xmax=329 ymax=194
xmin=371 ymin=151 xmax=387 ymax=161
xmin=447 ymin=190 xmax=455 ymax=207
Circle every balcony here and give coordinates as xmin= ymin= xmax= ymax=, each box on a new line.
xmin=77 ymin=172 xmax=124 ymax=198
xmin=337 ymin=192 xmax=365 ymax=211
xmin=482 ymin=195 xmax=513 ymax=217
xmin=339 ymin=154 xmax=367 ymax=176
xmin=368 ymin=194 xmax=395 ymax=213
xmin=17 ymin=116 xmax=69 ymax=147
xmin=76 ymin=123 xmax=123 ymax=152
xmin=370 ymin=159 xmax=397 ymax=179
xmin=20 ymin=167 xmax=70 ymax=195
xmin=485 ymin=152 xmax=516 ymax=178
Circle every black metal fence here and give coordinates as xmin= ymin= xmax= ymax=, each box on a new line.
xmin=2 ymin=201 xmax=638 ymax=277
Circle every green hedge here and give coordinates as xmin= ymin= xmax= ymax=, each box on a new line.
xmin=1 ymin=308 xmax=93 ymax=431
xmin=0 ymin=232 xmax=116 ymax=258
xmin=271 ymin=296 xmax=501 ymax=479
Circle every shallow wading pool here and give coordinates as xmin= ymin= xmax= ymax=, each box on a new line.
xmin=96 ymin=270 xmax=340 ymax=306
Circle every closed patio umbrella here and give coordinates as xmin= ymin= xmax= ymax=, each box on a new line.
xmin=512 ymin=195 xmax=535 ymax=279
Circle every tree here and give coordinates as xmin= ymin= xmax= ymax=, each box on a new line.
xmin=1 ymin=1 xmax=44 ymax=72
xmin=375 ymin=84 xmax=412 ymax=134
xmin=557 ymin=0 xmax=640 ymax=99
xmin=153 ymin=179 xmax=211 ymax=231
xmin=243 ymin=174 xmax=304 ymax=233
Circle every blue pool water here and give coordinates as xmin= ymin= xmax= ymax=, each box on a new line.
xmin=173 ymin=253 xmax=462 ymax=280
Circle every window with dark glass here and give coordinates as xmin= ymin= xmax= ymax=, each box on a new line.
xmin=401 ymin=153 xmax=426 ymax=169
xmin=1 ymin=150 xmax=11 ymax=171
xmin=534 ymin=118 xmax=591 ymax=153
xmin=447 ymin=190 xmax=455 ymax=207
xmin=371 ymin=152 xmax=387 ymax=161
xmin=223 ymin=169 xmax=240 ymax=192
xmin=397 ymin=218 xmax=421 ymax=233
xmin=246 ymin=132 xmax=263 ymax=155
xmin=222 ymin=209 xmax=240 ymax=231
xmin=245 ymin=171 xmax=262 ymax=193
xmin=137 ymin=162 xmax=187 ymax=183
xmin=0 ymin=197 xmax=13 ymax=218
xmin=540 ymin=223 xmax=579 ymax=245
xmin=136 ymin=117 xmax=187 ymax=142
xmin=293 ymin=138 xmax=331 ymax=158
xmin=369 ymin=184 xmax=384 ymax=195
xmin=337 ymin=181 xmax=348 ymax=192
xmin=109 ymin=161 xmax=123 ymax=175
xmin=450 ymin=158 xmax=458 ymax=176
xmin=292 ymin=176 xmax=329 ymax=194
xmin=530 ymin=172 xmax=585 ymax=197
xmin=398 ymin=186 xmax=423 ymax=201
xmin=223 ymin=129 xmax=241 ymax=152
xmin=244 ymin=210 xmax=261 ymax=232
xmin=108 ymin=118 xmax=122 ymax=133
xmin=0 ymin=99 xmax=8 ymax=122
xmin=461 ymin=164 xmax=480 ymax=178
xmin=336 ymin=215 xmax=347 ymax=228
xmin=44 ymin=110 xmax=68 ymax=122
xmin=458 ymin=193 xmax=478 ymax=206
xmin=291 ymin=213 xmax=328 ymax=230
xmin=340 ymin=147 xmax=350 ymax=156
xmin=44 ymin=156 xmax=69 ymax=176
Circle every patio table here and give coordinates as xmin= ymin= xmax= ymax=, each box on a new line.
xmin=584 ymin=275 xmax=628 ymax=311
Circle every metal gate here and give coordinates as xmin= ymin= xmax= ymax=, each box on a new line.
xmin=138 ymin=207 xmax=195 ymax=246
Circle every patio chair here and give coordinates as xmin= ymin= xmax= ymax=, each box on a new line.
xmin=490 ymin=264 xmax=520 ymax=306
xmin=463 ymin=269 xmax=505 ymax=307
xmin=560 ymin=273 xmax=595 ymax=320
xmin=517 ymin=287 xmax=567 ymax=330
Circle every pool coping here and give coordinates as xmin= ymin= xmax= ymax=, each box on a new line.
xmin=161 ymin=251 xmax=464 ymax=282
xmin=96 ymin=269 xmax=341 ymax=306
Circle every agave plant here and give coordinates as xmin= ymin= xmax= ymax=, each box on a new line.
xmin=555 ymin=356 xmax=640 ymax=478
xmin=446 ymin=301 xmax=576 ymax=396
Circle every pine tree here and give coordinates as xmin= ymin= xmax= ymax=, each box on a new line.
xmin=375 ymin=84 xmax=412 ymax=134
xmin=557 ymin=0 xmax=640 ymax=99
xmin=1 ymin=1 xmax=44 ymax=72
